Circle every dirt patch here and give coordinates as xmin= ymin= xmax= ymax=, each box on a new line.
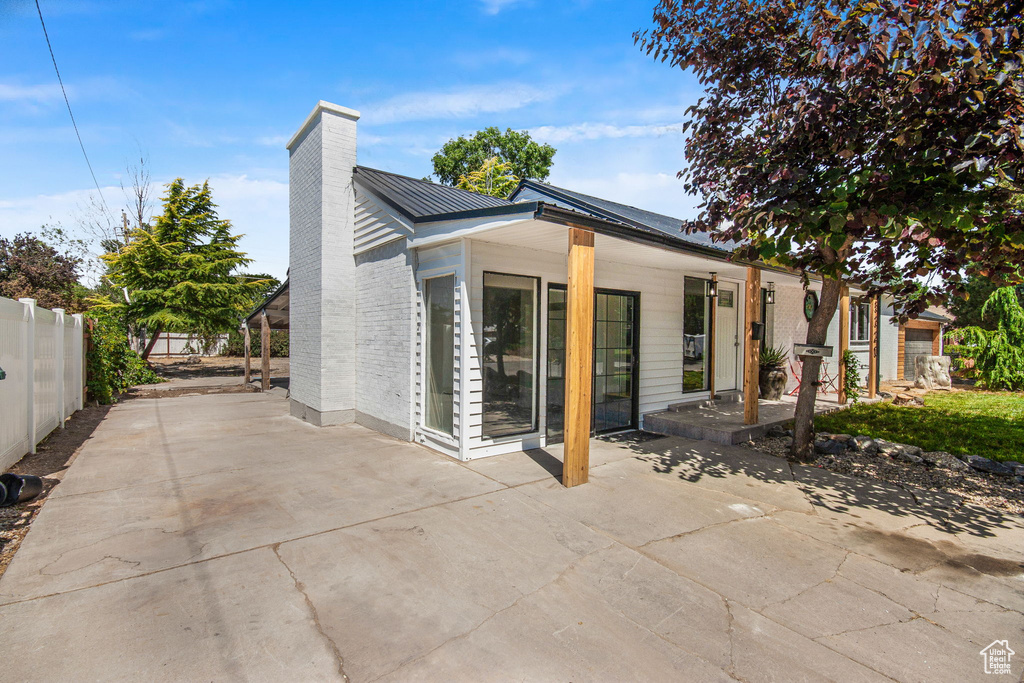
xmin=148 ymin=356 xmax=289 ymax=380
xmin=0 ymin=405 xmax=111 ymax=580
xmin=126 ymin=384 xmax=261 ymax=399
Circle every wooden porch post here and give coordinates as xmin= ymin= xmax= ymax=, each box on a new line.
xmin=563 ymin=226 xmax=595 ymax=488
xmin=243 ymin=324 xmax=251 ymax=384
xmin=708 ymin=273 xmax=718 ymax=400
xmin=261 ymin=311 xmax=271 ymax=391
xmin=837 ymin=286 xmax=850 ymax=403
xmin=867 ymin=295 xmax=879 ymax=398
xmin=743 ymin=267 xmax=760 ymax=425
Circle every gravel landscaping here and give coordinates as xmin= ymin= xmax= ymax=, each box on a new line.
xmin=746 ymin=427 xmax=1024 ymax=516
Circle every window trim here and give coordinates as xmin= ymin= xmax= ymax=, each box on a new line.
xmin=850 ymin=299 xmax=871 ymax=343
xmin=682 ymin=275 xmax=712 ymax=394
xmin=422 ymin=273 xmax=456 ymax=436
xmin=481 ymin=271 xmax=542 ymax=439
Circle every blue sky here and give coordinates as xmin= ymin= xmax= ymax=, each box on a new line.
xmin=0 ymin=0 xmax=703 ymax=281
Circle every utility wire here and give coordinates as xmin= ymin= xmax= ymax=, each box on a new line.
xmin=35 ymin=0 xmax=111 ymax=218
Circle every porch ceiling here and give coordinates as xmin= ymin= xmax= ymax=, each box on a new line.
xmin=472 ymin=219 xmax=776 ymax=283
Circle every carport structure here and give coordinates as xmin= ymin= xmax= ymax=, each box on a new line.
xmin=243 ymin=279 xmax=289 ymax=390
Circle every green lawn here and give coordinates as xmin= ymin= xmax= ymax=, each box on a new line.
xmin=814 ymin=391 xmax=1024 ymax=462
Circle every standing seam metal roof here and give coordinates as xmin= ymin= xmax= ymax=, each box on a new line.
xmin=511 ymin=179 xmax=735 ymax=253
xmin=354 ymin=166 xmax=513 ymax=220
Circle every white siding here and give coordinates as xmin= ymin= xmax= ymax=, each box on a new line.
xmin=353 ymin=188 xmax=413 ymax=254
xmin=461 ymin=239 xmax=738 ymax=459
xmin=413 ymin=242 xmax=464 ymax=458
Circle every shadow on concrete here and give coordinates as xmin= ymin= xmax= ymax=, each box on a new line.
xmin=521 ymin=448 xmax=563 ymax=482
xmin=618 ymin=433 xmax=1024 ymax=543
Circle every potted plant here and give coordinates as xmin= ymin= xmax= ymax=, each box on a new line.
xmin=759 ymin=345 xmax=789 ymax=400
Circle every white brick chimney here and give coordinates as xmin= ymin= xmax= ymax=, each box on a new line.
xmin=287 ymin=101 xmax=360 ymax=426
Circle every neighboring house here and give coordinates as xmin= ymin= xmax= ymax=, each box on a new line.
xmin=280 ymin=100 xmax=904 ymax=462
xmin=896 ymin=308 xmax=950 ymax=380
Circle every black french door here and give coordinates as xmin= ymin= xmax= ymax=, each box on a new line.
xmin=546 ymin=285 xmax=640 ymax=443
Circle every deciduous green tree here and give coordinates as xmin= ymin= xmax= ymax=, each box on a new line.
xmin=456 ymin=156 xmax=521 ymax=198
xmin=637 ymin=0 xmax=1024 ymax=459
xmin=431 ymin=127 xmax=555 ymax=188
xmin=100 ymin=179 xmax=269 ymax=359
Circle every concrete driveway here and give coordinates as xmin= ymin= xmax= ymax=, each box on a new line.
xmin=0 ymin=390 xmax=1021 ymax=682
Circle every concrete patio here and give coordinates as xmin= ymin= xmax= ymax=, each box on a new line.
xmin=0 ymin=387 xmax=1021 ymax=682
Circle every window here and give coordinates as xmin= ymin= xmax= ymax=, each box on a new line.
xmin=424 ymin=275 xmax=455 ymax=435
xmin=482 ymin=273 xmax=539 ymax=437
xmin=850 ymin=300 xmax=871 ymax=342
xmin=683 ymin=276 xmax=710 ymax=392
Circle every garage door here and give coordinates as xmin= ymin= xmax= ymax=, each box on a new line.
xmin=903 ymin=328 xmax=934 ymax=379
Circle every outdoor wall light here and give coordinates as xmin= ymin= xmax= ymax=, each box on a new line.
xmin=706 ymin=273 xmax=718 ymax=298
xmin=766 ymin=281 xmax=776 ymax=305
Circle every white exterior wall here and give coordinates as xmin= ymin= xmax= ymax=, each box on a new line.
xmin=354 ymin=238 xmax=416 ymax=439
xmin=878 ymin=296 xmax=900 ymax=381
xmin=0 ymin=297 xmax=84 ymax=471
xmin=453 ymin=239 xmax=744 ymax=460
xmin=413 ymin=242 xmax=465 ymax=458
xmin=287 ymin=102 xmax=360 ymax=426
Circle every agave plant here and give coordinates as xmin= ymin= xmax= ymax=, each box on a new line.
xmin=759 ymin=345 xmax=788 ymax=369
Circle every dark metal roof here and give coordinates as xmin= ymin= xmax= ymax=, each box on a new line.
xmin=510 ymin=179 xmax=735 ymax=253
xmin=354 ymin=166 xmax=513 ymax=221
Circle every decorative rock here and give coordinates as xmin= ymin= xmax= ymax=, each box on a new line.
xmin=877 ymin=391 xmax=894 ymax=399
xmin=893 ymin=393 xmax=924 ymax=407
xmin=965 ymin=455 xmax=1016 ymax=476
xmin=875 ymin=440 xmax=904 ymax=457
xmin=914 ymin=355 xmax=952 ymax=390
xmin=781 ymin=436 xmax=794 ymax=448
xmin=897 ymin=451 xmax=924 ymax=464
xmin=767 ymin=425 xmax=787 ymax=438
xmin=1015 ymin=475 xmax=1024 ymax=485
xmin=831 ymin=434 xmax=854 ymax=443
xmin=852 ymin=435 xmax=878 ymax=455
xmin=902 ymin=444 xmax=924 ymax=458
xmin=815 ymin=439 xmax=849 ymax=456
xmin=921 ymin=451 xmax=969 ymax=472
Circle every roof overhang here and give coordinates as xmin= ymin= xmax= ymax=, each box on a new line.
xmin=244 ymin=279 xmax=289 ymax=330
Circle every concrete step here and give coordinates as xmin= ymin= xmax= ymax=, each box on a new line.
xmin=667 ymin=390 xmax=742 ymax=412
xmin=645 ymin=410 xmax=771 ymax=445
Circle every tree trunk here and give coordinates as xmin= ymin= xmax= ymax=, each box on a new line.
xmin=141 ymin=325 xmax=163 ymax=360
xmin=792 ymin=276 xmax=844 ymax=461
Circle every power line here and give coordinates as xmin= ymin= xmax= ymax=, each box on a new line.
xmin=34 ymin=0 xmax=111 ymax=218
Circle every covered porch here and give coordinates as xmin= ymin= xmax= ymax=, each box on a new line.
xmin=437 ymin=205 xmax=882 ymax=483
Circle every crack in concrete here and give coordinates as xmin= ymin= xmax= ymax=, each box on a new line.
xmin=271 ymin=544 xmax=349 ymax=682
xmin=762 ymin=551 xmax=852 ymax=610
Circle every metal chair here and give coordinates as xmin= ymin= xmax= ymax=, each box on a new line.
xmin=788 ymin=359 xmax=803 ymax=396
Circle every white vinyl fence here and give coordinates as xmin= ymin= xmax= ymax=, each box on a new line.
xmin=0 ymin=296 xmax=85 ymax=471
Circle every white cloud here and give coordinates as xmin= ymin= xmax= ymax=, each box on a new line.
xmin=0 ymin=175 xmax=290 ymax=281
xmin=0 ymin=83 xmax=63 ymax=104
xmin=478 ymin=0 xmax=527 ymax=14
xmin=256 ymin=134 xmax=289 ymax=147
xmin=549 ymin=171 xmax=698 ymax=221
xmin=363 ymin=83 xmax=553 ymax=124
xmin=530 ymin=121 xmax=685 ymax=144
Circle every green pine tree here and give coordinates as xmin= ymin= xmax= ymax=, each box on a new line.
xmin=99 ymin=178 xmax=269 ymax=359
xmin=947 ymin=287 xmax=1024 ymax=391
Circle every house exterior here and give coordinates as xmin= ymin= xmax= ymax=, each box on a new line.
xmin=284 ymin=100 xmax=904 ymax=463
xmin=896 ymin=308 xmax=950 ymax=380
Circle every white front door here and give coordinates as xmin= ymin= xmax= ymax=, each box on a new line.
xmin=714 ymin=282 xmax=739 ymax=392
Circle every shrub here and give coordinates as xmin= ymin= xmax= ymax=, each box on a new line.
xmin=946 ymin=287 xmax=1024 ymax=391
xmin=221 ymin=328 xmax=289 ymax=357
xmin=86 ymin=310 xmax=163 ymax=404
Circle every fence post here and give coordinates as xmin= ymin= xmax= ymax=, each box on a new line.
xmin=19 ymin=298 xmax=36 ymax=454
xmin=54 ymin=308 xmax=66 ymax=428
xmin=74 ymin=314 xmax=85 ymax=411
